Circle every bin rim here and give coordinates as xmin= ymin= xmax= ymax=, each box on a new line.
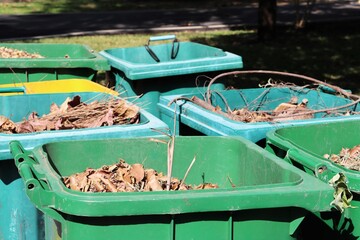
xmin=266 ymin=123 xmax=360 ymax=192
xmin=11 ymin=135 xmax=335 ymax=218
xmin=159 ymin=89 xmax=359 ymax=141
xmin=99 ymin=41 xmax=243 ymax=80
xmin=0 ymin=92 xmax=168 ymax=160
xmin=0 ymin=43 xmax=110 ymax=70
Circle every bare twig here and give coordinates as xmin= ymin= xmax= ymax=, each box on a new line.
xmin=246 ymin=88 xmax=271 ymax=111
xmin=205 ymin=70 xmax=360 ymax=103
xmin=166 ymin=103 xmax=179 ymax=191
xmin=227 ymin=176 xmax=236 ymax=188
xmin=180 ymin=156 xmax=197 ymax=187
xmin=150 ymin=128 xmax=172 ymax=138
xmin=190 ymin=96 xmax=232 ymax=118
xmin=212 ymin=90 xmax=232 ymax=113
xmin=149 ymin=138 xmax=168 ymax=144
xmin=166 ymin=133 xmax=175 ymax=191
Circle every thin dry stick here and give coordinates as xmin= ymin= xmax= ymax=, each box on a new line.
xmin=150 ymin=128 xmax=172 ymax=138
xmin=166 ymin=103 xmax=178 ymax=191
xmin=180 ymin=156 xmax=197 ymax=187
xmin=190 ymin=96 xmax=232 ymax=119
xmin=245 ymin=88 xmax=271 ymax=111
xmin=195 ymin=75 xmax=213 ymax=100
xmin=149 ymin=138 xmax=168 ymax=144
xmin=205 ymin=70 xmax=360 ymax=103
xmin=237 ymin=90 xmax=250 ymax=108
xmin=227 ymin=176 xmax=236 ymax=188
xmin=166 ymin=131 xmax=175 ymax=191
xmin=211 ymin=90 xmax=232 ymax=113
xmin=9 ymin=67 xmax=26 ymax=88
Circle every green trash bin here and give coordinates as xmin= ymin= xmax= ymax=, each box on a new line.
xmin=0 ymin=91 xmax=168 ymax=240
xmin=265 ymin=120 xmax=360 ymax=239
xmin=11 ymin=136 xmax=336 ymax=240
xmin=0 ymin=43 xmax=110 ymax=83
xmin=99 ymin=35 xmax=243 ymax=117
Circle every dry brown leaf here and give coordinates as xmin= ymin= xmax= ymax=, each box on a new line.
xmin=28 ymin=112 xmax=38 ymax=121
xmin=0 ymin=47 xmax=44 ymax=58
xmin=63 ymin=159 xmax=219 ymax=193
xmin=326 ymin=145 xmax=360 ymax=171
xmin=0 ymin=116 xmax=17 ymax=133
xmin=349 ymin=145 xmax=360 ymax=157
xmin=50 ymin=103 xmax=60 ymax=113
xmin=147 ymin=175 xmax=163 ymax=191
xmin=67 ymin=95 xmax=81 ymax=108
xmin=16 ymin=121 xmax=35 ymax=133
xmin=88 ymin=108 xmax=114 ymax=128
xmin=99 ymin=176 xmax=118 ymax=192
xmin=28 ymin=119 xmax=49 ymax=132
xmin=59 ymin=97 xmax=72 ymax=113
xmin=273 ymin=102 xmax=298 ymax=113
xmin=129 ymin=164 xmax=145 ymax=183
xmin=2 ymin=96 xmax=140 ymax=134
xmin=195 ymin=183 xmax=219 ymax=189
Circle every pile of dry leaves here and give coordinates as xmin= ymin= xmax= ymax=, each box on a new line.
xmin=324 ymin=145 xmax=360 ymax=171
xmin=0 ymin=95 xmax=140 ymax=134
xmin=189 ymin=96 xmax=313 ymax=123
xmin=231 ymin=97 xmax=312 ymax=122
xmin=0 ymin=46 xmax=44 ymax=58
xmin=64 ymin=159 xmax=219 ymax=192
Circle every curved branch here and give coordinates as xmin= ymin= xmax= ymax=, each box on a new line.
xmin=206 ymin=70 xmax=359 ymax=103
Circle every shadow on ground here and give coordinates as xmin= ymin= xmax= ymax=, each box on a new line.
xmin=190 ymin=20 xmax=360 ymax=94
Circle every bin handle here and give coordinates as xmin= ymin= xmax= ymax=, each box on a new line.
xmin=10 ymin=141 xmax=48 ymax=192
xmin=145 ymin=35 xmax=180 ymax=62
xmin=17 ymin=162 xmax=63 ymax=221
xmin=0 ymin=86 xmax=26 ymax=94
xmin=144 ymin=44 xmax=160 ymax=63
xmin=10 ymin=141 xmax=63 ymax=219
xmin=287 ymin=148 xmax=338 ymax=181
xmin=10 ymin=141 xmax=28 ymax=167
xmin=148 ymin=35 xmax=176 ymax=42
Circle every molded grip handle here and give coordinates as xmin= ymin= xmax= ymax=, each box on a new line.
xmin=18 ymin=163 xmax=40 ymax=191
xmin=286 ymin=148 xmax=337 ymax=180
xmin=149 ymin=35 xmax=176 ymax=42
xmin=0 ymin=86 xmax=26 ymax=94
xmin=145 ymin=35 xmax=179 ymax=62
xmin=10 ymin=141 xmax=28 ymax=168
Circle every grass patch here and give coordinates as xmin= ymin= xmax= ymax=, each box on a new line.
xmin=10 ymin=21 xmax=360 ymax=93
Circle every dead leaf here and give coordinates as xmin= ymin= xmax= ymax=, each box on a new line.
xmin=349 ymin=145 xmax=360 ymax=157
xmin=59 ymin=97 xmax=72 ymax=113
xmin=16 ymin=121 xmax=35 ymax=133
xmin=28 ymin=112 xmax=38 ymax=121
xmin=0 ymin=116 xmax=17 ymax=133
xmin=50 ymin=103 xmax=60 ymax=113
xmin=195 ymin=183 xmax=219 ymax=189
xmin=147 ymin=174 xmax=163 ymax=191
xmin=63 ymin=159 xmax=219 ymax=193
xmin=129 ymin=164 xmax=145 ymax=183
xmin=68 ymin=95 xmax=81 ymax=108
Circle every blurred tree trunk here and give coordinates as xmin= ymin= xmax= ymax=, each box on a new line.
xmin=294 ymin=0 xmax=316 ymax=29
xmin=258 ymin=0 xmax=277 ymax=41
